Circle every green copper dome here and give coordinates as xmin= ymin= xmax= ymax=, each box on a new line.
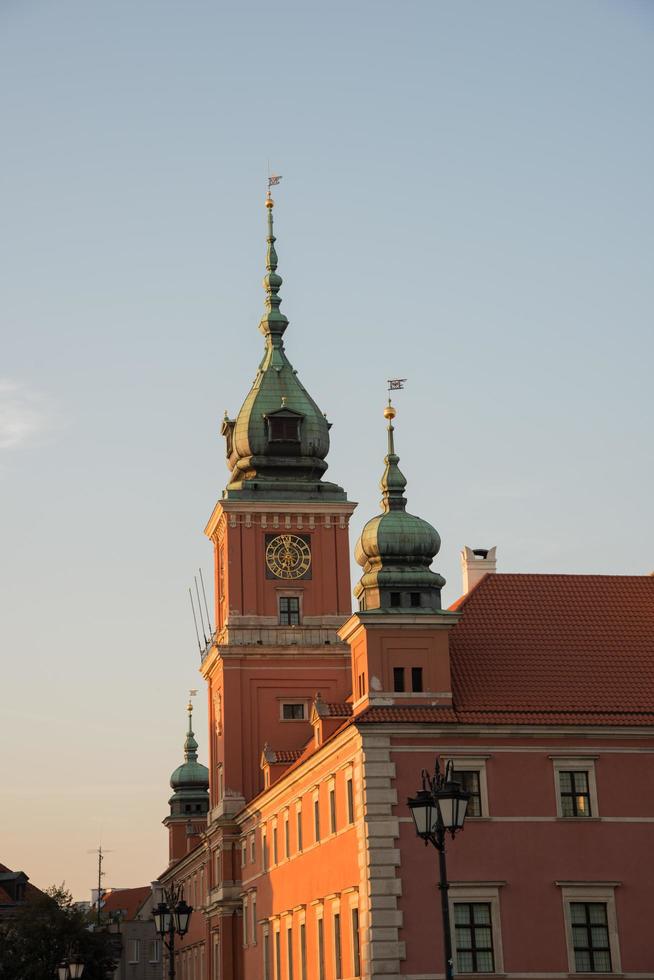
xmin=354 ymin=404 xmax=445 ymax=613
xmin=168 ymin=702 xmax=209 ymax=817
xmin=221 ymin=193 xmax=346 ymax=501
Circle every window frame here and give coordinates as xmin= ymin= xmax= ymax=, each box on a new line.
xmin=279 ymin=595 xmax=301 ymax=626
xmin=446 ymin=757 xmax=490 ymax=818
xmin=559 ymin=883 xmax=621 ymax=975
xmin=552 ymin=758 xmax=599 ymax=819
xmin=448 ymin=884 xmax=504 ymax=975
xmin=346 ymin=775 xmax=354 ymax=825
xmin=280 ymin=701 xmax=308 ymax=722
xmin=128 ymin=939 xmax=141 ymax=964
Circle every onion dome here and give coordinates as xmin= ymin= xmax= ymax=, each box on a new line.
xmin=168 ymin=701 xmax=209 ymax=818
xmin=221 ymin=191 xmax=346 ymax=501
xmin=354 ymin=402 xmax=445 ymax=613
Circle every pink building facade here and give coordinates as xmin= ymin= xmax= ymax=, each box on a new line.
xmin=158 ymin=198 xmax=654 ymax=980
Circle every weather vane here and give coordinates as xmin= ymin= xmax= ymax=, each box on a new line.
xmin=387 ymin=378 xmax=406 ymax=392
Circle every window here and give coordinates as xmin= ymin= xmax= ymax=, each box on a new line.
xmin=242 ymin=840 xmax=247 ymax=866
xmin=252 ymin=895 xmax=257 ymax=944
xmin=560 ymin=885 xmax=621 ymax=975
xmin=148 ymin=940 xmax=161 ymax=963
xmin=250 ymin=833 xmax=256 ymax=863
xmin=346 ymin=778 xmax=354 ymax=824
xmin=128 ymin=939 xmax=140 ymax=963
xmin=453 ymin=769 xmax=482 ymax=818
xmin=357 ymin=673 xmax=366 ymax=698
xmin=454 ymin=903 xmax=494 ymax=973
xmin=390 ymin=592 xmax=401 ymax=607
xmin=273 ymin=826 xmax=279 ymax=864
xmin=334 ymin=913 xmax=342 ymax=980
xmin=214 ymin=848 xmax=221 ymax=885
xmin=275 ymin=930 xmax=281 ymax=980
xmin=268 ymin=415 xmax=301 ymax=442
xmin=411 ymin=666 xmax=423 ymax=692
xmin=287 ymin=925 xmax=294 ymax=980
xmin=296 ymin=805 xmax=303 ymax=851
xmin=243 ymin=898 xmax=249 ymax=946
xmin=262 ymin=828 xmax=268 ymax=870
xmin=351 ymin=908 xmax=360 ymax=977
xmin=314 ymin=798 xmax=321 ymax=842
xmin=329 ymin=787 xmax=336 ymax=834
xmin=560 ymin=771 xmax=592 ymax=817
xmin=393 ymin=667 xmax=405 ymax=692
xmin=553 ymin=759 xmax=599 ymax=818
xmin=317 ymin=918 xmax=325 ymax=980
xmin=300 ymin=923 xmax=307 ymax=980
xmin=410 ymin=592 xmax=421 ymax=607
xmin=263 ymin=930 xmax=270 ymax=980
xmin=282 ymin=703 xmax=306 ymax=721
xmin=279 ymin=596 xmax=300 ymax=626
xmin=284 ymin=815 xmax=290 ymax=857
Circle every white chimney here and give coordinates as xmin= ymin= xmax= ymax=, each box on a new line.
xmin=461 ymin=546 xmax=497 ymax=594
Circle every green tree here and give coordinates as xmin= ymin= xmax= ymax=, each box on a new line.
xmin=0 ymin=885 xmax=117 ymax=980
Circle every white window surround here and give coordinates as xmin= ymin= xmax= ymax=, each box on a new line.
xmin=448 ymin=883 xmax=505 ymax=975
xmin=557 ymin=882 xmax=621 ymax=975
xmin=552 ymin=757 xmax=599 ymax=819
xmin=128 ymin=939 xmax=140 ymax=963
xmin=446 ymin=756 xmax=490 ymax=818
xmin=280 ymin=700 xmax=309 ymax=722
xmin=243 ymin=896 xmax=249 ymax=947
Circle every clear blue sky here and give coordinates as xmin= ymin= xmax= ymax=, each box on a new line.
xmin=1 ymin=0 xmax=652 ymax=899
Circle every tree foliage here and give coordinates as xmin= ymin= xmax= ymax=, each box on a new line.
xmin=0 ymin=885 xmax=117 ymax=980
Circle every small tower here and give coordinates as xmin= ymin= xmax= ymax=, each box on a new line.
xmin=340 ymin=401 xmax=459 ymax=714
xmin=163 ymin=699 xmax=209 ymax=863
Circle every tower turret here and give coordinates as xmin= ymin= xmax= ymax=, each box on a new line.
xmin=163 ymin=700 xmax=209 ymax=863
xmin=354 ymin=401 xmax=445 ymax=612
xmin=221 ymin=192 xmax=346 ymax=501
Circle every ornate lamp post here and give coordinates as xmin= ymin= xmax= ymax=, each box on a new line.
xmin=57 ymin=956 xmax=85 ymax=979
xmin=153 ymin=885 xmax=193 ymax=980
xmin=408 ymin=759 xmax=470 ymax=980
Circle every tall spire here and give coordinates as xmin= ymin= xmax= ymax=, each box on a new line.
xmin=183 ymin=698 xmax=199 ymax=763
xmin=259 ymin=190 xmax=289 ymax=341
xmin=380 ymin=400 xmax=408 ymax=512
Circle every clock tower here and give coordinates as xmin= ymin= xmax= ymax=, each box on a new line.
xmin=201 ymin=191 xmax=356 ymax=812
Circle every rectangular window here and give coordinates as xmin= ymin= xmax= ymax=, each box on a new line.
xmin=282 ymin=703 xmax=306 ymax=721
xmin=296 ymin=806 xmax=303 ymax=851
xmin=263 ymin=932 xmax=270 ymax=980
xmin=242 ymin=841 xmax=247 ymax=866
xmin=560 ymin=771 xmax=592 ymax=817
xmin=390 ymin=592 xmax=401 ymax=607
xmin=252 ymin=896 xmax=257 ymax=944
xmin=334 ymin=913 xmax=342 ymax=980
xmin=411 ymin=666 xmax=423 ymax=692
xmin=393 ymin=667 xmax=405 ymax=692
xmin=410 ymin=592 xmax=421 ymax=607
xmin=128 ymin=939 xmax=140 ymax=963
xmin=262 ymin=829 xmax=268 ymax=870
xmin=275 ymin=931 xmax=281 ymax=980
xmin=273 ymin=827 xmax=279 ymax=865
xmin=287 ymin=926 xmax=294 ymax=980
xmin=243 ymin=899 xmax=248 ymax=946
xmin=454 ymin=903 xmax=494 ymax=973
xmin=317 ymin=919 xmax=325 ymax=980
xmin=357 ymin=673 xmax=365 ymax=697
xmin=148 ymin=940 xmax=161 ymax=963
xmin=346 ymin=778 xmax=354 ymax=824
xmin=351 ymin=909 xmax=360 ymax=977
xmin=453 ymin=770 xmax=482 ymax=818
xmin=570 ymin=903 xmax=612 ymax=973
xmin=314 ymin=799 xmax=321 ymax=842
xmin=279 ymin=596 xmax=300 ymax=626
xmin=250 ymin=834 xmax=256 ymax=863
xmin=284 ymin=816 xmax=290 ymax=857
xmin=300 ymin=923 xmax=307 ymax=980
xmin=329 ymin=788 xmax=336 ymax=834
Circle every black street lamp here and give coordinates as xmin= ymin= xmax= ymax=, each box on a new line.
xmin=153 ymin=885 xmax=193 ymax=980
xmin=408 ymin=759 xmax=470 ymax=980
xmin=57 ymin=956 xmax=85 ymax=980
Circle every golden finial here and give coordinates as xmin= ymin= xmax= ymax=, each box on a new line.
xmin=266 ymin=173 xmax=282 ymax=208
xmin=384 ymin=399 xmax=396 ymax=421
xmin=385 ymin=378 xmax=405 ymax=419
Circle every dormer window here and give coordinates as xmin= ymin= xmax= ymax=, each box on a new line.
xmin=265 ymin=407 xmax=304 ymax=444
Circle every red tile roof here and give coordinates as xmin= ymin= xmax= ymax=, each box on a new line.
xmin=357 ymin=706 xmax=458 ymax=724
xmin=448 ymin=574 xmax=654 ymax=724
xmin=101 ymin=886 xmax=151 ymax=920
xmin=268 ymin=749 xmax=303 ymax=763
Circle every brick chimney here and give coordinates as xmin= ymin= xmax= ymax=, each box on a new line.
xmin=461 ymin=546 xmax=497 ymax=593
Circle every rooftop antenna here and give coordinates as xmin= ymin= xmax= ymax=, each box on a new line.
xmin=87 ymin=844 xmax=113 ymax=927
xmin=194 ymin=576 xmax=209 ymax=646
xmin=198 ymin=567 xmax=213 ymax=637
xmin=189 ymin=587 xmax=202 ymax=654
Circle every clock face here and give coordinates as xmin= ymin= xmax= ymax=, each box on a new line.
xmin=265 ymin=534 xmax=312 ymax=580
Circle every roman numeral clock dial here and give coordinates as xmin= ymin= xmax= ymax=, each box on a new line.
xmin=265 ymin=534 xmax=312 ymax=580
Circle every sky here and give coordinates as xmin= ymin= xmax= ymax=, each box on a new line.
xmin=1 ymin=0 xmax=652 ymax=900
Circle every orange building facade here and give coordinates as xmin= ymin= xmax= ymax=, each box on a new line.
xmin=158 ymin=197 xmax=654 ymax=980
